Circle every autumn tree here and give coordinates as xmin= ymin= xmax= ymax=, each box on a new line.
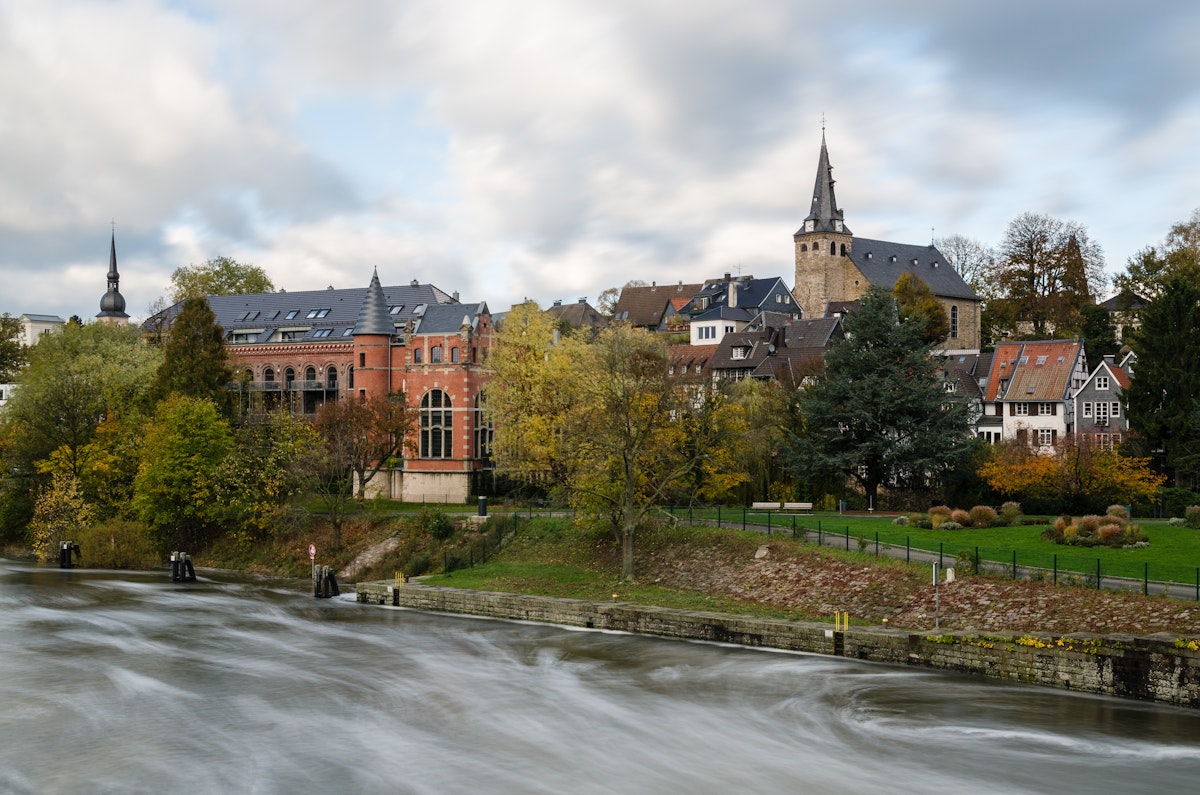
xmin=978 ymin=437 xmax=1165 ymax=508
xmin=488 ymin=308 xmax=746 ymax=579
xmin=893 ymin=271 xmax=949 ymax=346
xmin=133 ymin=396 xmax=233 ymax=550
xmin=1115 ymin=208 xmax=1200 ymax=300
xmin=994 ymin=213 xmax=1106 ymax=336
xmin=27 ymin=472 xmax=94 ymax=562
xmin=152 ymin=297 xmax=234 ymax=415
xmin=936 ymin=234 xmax=997 ymax=300
xmin=0 ymin=313 xmax=26 ymax=381
xmin=169 ymin=256 xmax=274 ymax=303
xmin=312 ymin=393 xmax=415 ymax=549
xmin=783 ymin=285 xmax=974 ymax=508
xmin=1123 ymin=273 xmax=1200 ymax=485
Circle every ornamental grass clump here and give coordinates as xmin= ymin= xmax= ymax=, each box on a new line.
xmin=1107 ymin=504 xmax=1130 ymax=519
xmin=950 ymin=508 xmax=971 ymax=526
xmin=929 ymin=505 xmax=952 ymax=528
xmin=968 ymin=504 xmax=999 ymax=528
xmin=1042 ymin=512 xmax=1148 ymax=548
xmin=1186 ymin=505 xmax=1200 ymax=530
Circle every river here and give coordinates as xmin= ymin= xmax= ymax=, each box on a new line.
xmin=2 ymin=559 xmax=1198 ymax=794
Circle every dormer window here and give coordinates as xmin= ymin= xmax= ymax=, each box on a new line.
xmin=731 ymin=346 xmax=749 ymax=360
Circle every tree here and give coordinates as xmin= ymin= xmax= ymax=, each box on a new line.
xmin=978 ymin=437 xmax=1165 ymax=508
xmin=1123 ymin=273 xmax=1200 ymax=485
xmin=936 ymin=234 xmax=997 ymax=300
xmin=893 ymin=271 xmax=949 ymax=345
xmin=0 ymin=313 xmax=27 ymax=381
xmin=994 ymin=213 xmax=1106 ymax=336
xmin=169 ymin=256 xmax=274 ymax=303
xmin=488 ymin=310 xmax=745 ymax=579
xmin=1115 ymin=209 xmax=1200 ymax=300
xmin=153 ymin=297 xmax=234 ymax=414
xmin=783 ymin=285 xmax=974 ymax=507
xmin=1078 ymin=303 xmax=1120 ymax=365
xmin=27 ymin=471 xmax=94 ymax=562
xmin=312 ymin=394 xmax=415 ymax=549
xmin=133 ymin=396 xmax=232 ymax=550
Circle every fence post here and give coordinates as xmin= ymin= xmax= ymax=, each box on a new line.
xmin=874 ymin=531 xmax=879 ymax=557
xmin=717 ymin=506 xmax=721 ymax=528
xmin=906 ymin=536 xmax=910 ymax=563
xmin=818 ymin=526 xmax=823 ymax=545
xmin=1195 ymin=567 xmax=1199 ymax=602
xmin=939 ymin=541 xmax=943 ymax=569
xmin=845 ymin=527 xmax=850 ymax=550
xmin=742 ymin=509 xmax=747 ymax=532
xmin=1096 ymin=558 xmax=1102 ymax=590
xmin=767 ymin=512 xmax=772 ymax=536
xmin=974 ymin=546 xmax=979 ymax=575
xmin=1012 ymin=550 xmax=1017 ymax=580
xmin=792 ymin=516 xmax=797 ymax=539
xmin=1053 ymin=554 xmax=1057 ymax=585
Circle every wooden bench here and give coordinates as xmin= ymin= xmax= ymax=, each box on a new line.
xmin=783 ymin=502 xmax=814 ymax=513
xmin=750 ymin=501 xmax=782 ymax=511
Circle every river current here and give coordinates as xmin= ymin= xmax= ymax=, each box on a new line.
xmin=2 ymin=559 xmax=1198 ymax=794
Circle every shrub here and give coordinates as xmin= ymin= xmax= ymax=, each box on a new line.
xmin=929 ymin=505 xmax=951 ymax=528
xmin=940 ymin=521 xmax=963 ymax=531
xmin=968 ymin=505 xmax=998 ymax=528
xmin=950 ymin=509 xmax=971 ymax=526
xmin=914 ymin=517 xmax=933 ymax=529
xmin=75 ymin=519 xmax=160 ymax=569
xmin=1097 ymin=524 xmax=1122 ymax=545
xmin=1186 ymin=505 xmax=1200 ymax=530
xmin=1076 ymin=515 xmax=1102 ymax=536
xmin=404 ymin=552 xmax=432 ymax=578
xmin=892 ymin=515 xmax=910 ymax=526
xmin=420 ymin=507 xmax=456 ymax=540
xmin=1053 ymin=516 xmax=1070 ymax=533
xmin=1106 ymin=504 xmax=1130 ymax=519
xmin=1169 ymin=517 xmax=1187 ymax=527
xmin=999 ymin=501 xmax=1023 ymax=525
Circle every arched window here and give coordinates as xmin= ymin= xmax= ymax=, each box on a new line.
xmin=413 ymin=348 xmax=423 ymax=364
xmin=800 ymin=243 xmax=808 ymax=252
xmin=305 ymin=366 xmax=316 ymax=382
xmin=264 ymin=367 xmax=275 ymax=383
xmin=348 ymin=365 xmax=354 ymax=389
xmin=474 ymin=392 xmax=493 ymax=466
xmin=326 ymin=366 xmax=338 ymax=390
xmin=950 ymin=305 xmax=959 ymax=339
xmin=420 ymin=390 xmax=453 ymax=458
xmin=284 ymin=367 xmax=295 ymax=387
xmin=840 ymin=243 xmax=847 ymax=256
xmin=451 ymin=346 xmax=459 ymax=363
xmin=830 ymin=242 xmax=835 ymax=255
xmin=430 ymin=345 xmax=442 ymax=363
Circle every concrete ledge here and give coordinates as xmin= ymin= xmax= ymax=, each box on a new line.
xmin=355 ymin=581 xmax=1200 ymax=709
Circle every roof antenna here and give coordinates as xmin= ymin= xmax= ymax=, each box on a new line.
xmin=930 ymin=226 xmax=935 ymax=246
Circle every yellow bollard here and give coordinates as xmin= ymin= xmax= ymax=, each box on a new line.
xmin=395 ymin=571 xmax=403 ymax=589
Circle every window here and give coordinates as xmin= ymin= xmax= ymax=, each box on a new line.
xmin=286 ymin=310 xmax=299 ymax=319
xmin=1014 ymin=403 xmax=1029 ymax=416
xmin=731 ymin=347 xmax=748 ymax=360
xmin=312 ymin=329 xmax=332 ymax=338
xmin=359 ymin=353 xmax=366 ymax=367
xmin=389 ymin=305 xmax=405 ymax=315
xmin=307 ymin=309 xmax=319 ymax=319
xmin=342 ymin=328 xmax=354 ymax=336
xmin=1036 ymin=355 xmax=1047 ymax=365
xmin=327 ymin=367 xmax=338 ymax=390
xmin=280 ymin=330 xmax=304 ymax=341
xmin=1111 ymin=402 xmax=1120 ymax=418
xmin=284 ymin=367 xmax=295 ymax=386
xmin=1038 ymin=403 xmax=1053 ymax=416
xmin=348 ymin=366 xmax=354 ymax=389
xmin=430 ymin=345 xmax=442 ymax=363
xmin=697 ymin=326 xmax=716 ymax=340
xmin=420 ymin=390 xmax=453 ymax=458
xmin=1037 ymin=428 xmax=1055 ymax=447
xmin=1097 ymin=433 xmax=1112 ymax=451
xmin=474 ymin=393 xmax=493 ymax=466
xmin=1096 ymin=376 xmax=1110 ymax=390
xmin=451 ymin=347 xmax=459 ymax=363
xmin=669 ymin=365 xmax=676 ymax=375
xmin=724 ymin=325 xmax=734 ymax=334
xmin=830 ymin=242 xmax=836 ymax=255
xmin=241 ymin=311 xmax=260 ymax=321
xmin=305 ymin=366 xmax=316 ymax=382
xmin=264 ymin=367 xmax=275 ymax=383
xmin=413 ymin=348 xmax=423 ymax=364
xmin=950 ymin=305 xmax=958 ymax=338
xmin=1083 ymin=402 xmax=1092 ymax=418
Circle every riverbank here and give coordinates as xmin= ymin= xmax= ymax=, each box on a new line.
xmin=355 ymin=580 xmax=1200 ymax=709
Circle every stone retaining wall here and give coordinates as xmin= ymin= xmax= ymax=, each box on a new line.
xmin=355 ymin=581 xmax=1200 ymax=709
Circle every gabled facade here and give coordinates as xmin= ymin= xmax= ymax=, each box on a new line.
xmin=1073 ymin=354 xmax=1132 ymax=450
xmin=710 ymin=313 xmax=840 ymax=384
xmin=979 ymin=340 xmax=1088 ymax=449
xmin=792 ymin=134 xmax=981 ymax=354
xmin=545 ymin=297 xmax=607 ymax=335
xmin=683 ymin=274 xmax=799 ymax=346
xmin=18 ymin=314 xmax=64 ymax=346
xmin=152 ymin=272 xmax=493 ymax=503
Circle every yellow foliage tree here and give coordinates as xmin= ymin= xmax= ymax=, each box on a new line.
xmin=979 ymin=436 xmax=1165 ymax=506
xmin=28 ymin=471 xmax=94 ymax=562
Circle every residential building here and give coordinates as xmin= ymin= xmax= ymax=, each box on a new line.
xmin=682 ymin=274 xmax=800 ymax=346
xmin=545 ymin=297 xmax=607 ymax=335
xmin=1073 ymin=354 xmax=1133 ymax=450
xmin=611 ymin=281 xmax=703 ymax=331
xmin=709 ymin=313 xmax=840 ymax=384
xmin=18 ymin=314 xmax=64 ymax=346
xmin=152 ymin=271 xmax=494 ymax=503
xmin=792 ymin=134 xmax=981 ymax=354
xmin=978 ymin=340 xmax=1088 ymax=448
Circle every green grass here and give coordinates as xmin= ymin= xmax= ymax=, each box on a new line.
xmin=685 ymin=509 xmax=1200 ymax=584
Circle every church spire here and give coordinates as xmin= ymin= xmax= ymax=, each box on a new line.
xmin=97 ymin=229 xmax=130 ymax=324
xmin=799 ymin=132 xmax=850 ymax=236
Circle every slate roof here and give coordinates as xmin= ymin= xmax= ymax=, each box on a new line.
xmin=847 ymin=238 xmax=978 ymax=301
xmin=709 ymin=315 xmax=841 ymax=382
xmin=680 ymin=276 xmax=794 ymax=317
xmin=149 ymin=281 xmax=456 ymax=344
xmin=1099 ymin=291 xmax=1147 ymax=312
xmin=411 ymin=301 xmax=489 ymax=335
xmin=20 ymin=314 xmax=64 ymax=323
xmin=798 ymin=133 xmax=850 ymax=236
xmin=984 ymin=340 xmax=1083 ymax=402
xmin=352 ymin=270 xmax=394 ymax=336
xmin=545 ymin=299 xmax=607 ymax=332
xmin=941 ymin=352 xmax=985 ymax=401
xmin=667 ymin=343 xmax=719 ymax=378
xmin=612 ymin=282 xmax=703 ymax=327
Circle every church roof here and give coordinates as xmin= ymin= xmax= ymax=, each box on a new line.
xmin=847 ymin=238 xmax=978 ymax=301
xmin=798 ymin=133 xmax=850 ymax=236
xmin=352 ymin=270 xmax=395 ymax=336
xmin=97 ymin=233 xmax=129 ymax=319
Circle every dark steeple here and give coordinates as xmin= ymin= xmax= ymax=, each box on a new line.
xmin=352 ymin=268 xmax=395 ymax=336
xmin=798 ymin=133 xmax=850 ymax=236
xmin=97 ymin=231 xmax=130 ymax=323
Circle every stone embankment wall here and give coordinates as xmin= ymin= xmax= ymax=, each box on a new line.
xmin=356 ymin=581 xmax=1200 ymax=709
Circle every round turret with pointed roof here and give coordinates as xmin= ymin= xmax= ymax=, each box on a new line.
xmin=352 ymin=269 xmax=395 ymax=336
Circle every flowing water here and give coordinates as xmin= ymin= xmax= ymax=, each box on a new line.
xmin=2 ymin=559 xmax=1198 ymax=794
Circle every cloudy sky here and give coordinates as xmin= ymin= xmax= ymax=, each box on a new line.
xmin=3 ymin=0 xmax=1199 ymax=322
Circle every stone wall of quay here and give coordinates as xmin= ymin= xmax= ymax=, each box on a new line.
xmin=355 ymin=581 xmax=1200 ymax=709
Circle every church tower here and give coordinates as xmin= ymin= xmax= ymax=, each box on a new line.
xmin=96 ymin=232 xmax=130 ymax=325
xmin=792 ymin=134 xmax=855 ymax=320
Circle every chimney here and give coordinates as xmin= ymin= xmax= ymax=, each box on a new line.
xmin=728 ymin=279 xmax=737 ymax=309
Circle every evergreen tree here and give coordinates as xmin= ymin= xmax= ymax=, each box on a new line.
xmin=1124 ymin=274 xmax=1200 ymax=485
xmin=783 ymin=286 xmax=973 ymax=507
xmin=1078 ymin=303 xmax=1120 ymax=365
xmin=153 ymin=297 xmax=234 ymax=415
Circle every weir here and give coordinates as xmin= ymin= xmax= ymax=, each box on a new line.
xmin=356 ymin=580 xmax=1200 ymax=709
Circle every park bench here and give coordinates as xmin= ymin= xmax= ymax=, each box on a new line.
xmin=782 ymin=502 xmax=814 ymax=513
xmin=750 ymin=501 xmax=782 ymax=510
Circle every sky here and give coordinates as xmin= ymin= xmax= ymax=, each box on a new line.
xmin=3 ymin=0 xmax=1199 ymax=323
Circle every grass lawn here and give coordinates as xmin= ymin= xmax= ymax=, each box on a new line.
xmin=694 ymin=509 xmax=1200 ymax=584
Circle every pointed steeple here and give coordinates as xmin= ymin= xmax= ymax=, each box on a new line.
xmin=799 ymin=133 xmax=850 ymax=236
xmin=352 ymin=269 xmax=395 ymax=336
xmin=97 ymin=231 xmax=130 ymax=324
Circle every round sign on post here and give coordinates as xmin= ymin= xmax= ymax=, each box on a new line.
xmin=308 ymin=544 xmax=316 ymax=560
